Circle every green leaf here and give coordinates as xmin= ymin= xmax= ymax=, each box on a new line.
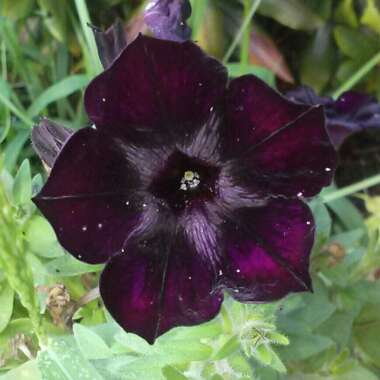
xmin=27 ymin=75 xmax=88 ymax=118
xmin=0 ymin=0 xmax=34 ymax=21
xmin=333 ymin=26 xmax=379 ymax=61
xmin=330 ymin=229 xmax=364 ymax=248
xmin=316 ymin=311 xmax=355 ymax=346
xmin=227 ymin=353 xmax=254 ymax=378
xmin=309 ymin=200 xmax=332 ymax=247
xmin=334 ymin=0 xmax=358 ymax=28
xmin=26 ymin=216 xmax=64 ymax=258
xmin=161 ymin=320 xmax=223 ymax=342
xmin=276 ymin=334 xmax=334 ymax=361
xmin=0 ymin=360 xmax=41 ymax=380
xmin=361 ymin=0 xmax=380 ymax=35
xmin=255 ymin=344 xmax=272 ymax=365
xmin=300 ymin=25 xmax=336 ymax=92
xmin=113 ymin=331 xmax=154 ymax=355
xmin=3 ymin=131 xmax=29 ymax=172
xmin=163 ymin=366 xmax=188 ymax=380
xmin=0 ymin=186 xmax=40 ymax=334
xmin=258 ymin=0 xmax=323 ymax=31
xmin=155 ymin=340 xmax=213 ymax=363
xmin=333 ymin=362 xmax=378 ymax=380
xmin=324 ymin=191 xmax=364 ymax=230
xmin=0 ymin=281 xmax=14 ymax=333
xmin=31 ymin=174 xmax=44 ymax=196
xmin=336 ymin=59 xmax=363 ymax=83
xmin=73 ymin=323 xmax=113 ymax=360
xmin=213 ymin=336 xmax=240 ymax=360
xmin=226 ymin=63 xmax=275 ymax=86
xmin=37 ymin=0 xmax=69 ymax=43
xmin=37 ymin=338 xmax=104 ymax=380
xmin=0 ymin=318 xmax=33 ymax=347
xmin=12 ymin=159 xmax=31 ymax=205
xmin=267 ymin=332 xmax=289 ymax=346
xmin=354 ymin=303 xmax=380 ymax=365
xmin=45 ymin=255 xmax=104 ymax=276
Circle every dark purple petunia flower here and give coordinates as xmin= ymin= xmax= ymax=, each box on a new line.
xmin=32 ymin=35 xmax=337 ymax=344
xmin=286 ymin=86 xmax=380 ymax=148
xmin=144 ymin=0 xmax=192 ymax=42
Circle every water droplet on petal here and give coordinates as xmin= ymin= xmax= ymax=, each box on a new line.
xmin=82 ymin=225 xmax=87 ymax=232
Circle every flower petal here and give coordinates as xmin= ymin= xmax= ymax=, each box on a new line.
xmin=229 ymin=105 xmax=337 ymax=197
xmin=100 ymin=230 xmax=223 ymax=343
xmin=144 ymin=0 xmax=192 ymax=42
xmin=31 ymin=118 xmax=74 ymax=168
xmin=219 ymin=199 xmax=314 ymax=302
xmin=84 ymin=35 xmax=227 ymax=136
xmin=225 ymin=75 xmax=311 ymax=156
xmin=33 ymin=128 xmax=143 ymax=264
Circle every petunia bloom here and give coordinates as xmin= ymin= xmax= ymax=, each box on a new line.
xmin=32 ymin=35 xmax=336 ymax=344
xmin=286 ymin=86 xmax=380 ymax=148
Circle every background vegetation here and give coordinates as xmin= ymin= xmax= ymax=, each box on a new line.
xmin=1 ymin=0 xmax=380 ymax=379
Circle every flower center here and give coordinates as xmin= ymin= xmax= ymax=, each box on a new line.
xmin=180 ymin=170 xmax=200 ymax=191
xmin=149 ymin=151 xmax=219 ymax=212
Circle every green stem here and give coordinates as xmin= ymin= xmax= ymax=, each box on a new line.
xmin=240 ymin=0 xmax=252 ymax=65
xmin=73 ymin=0 xmax=102 ymax=76
xmin=321 ymin=173 xmax=380 ymax=203
xmin=223 ymin=0 xmax=261 ymax=64
xmin=332 ymin=50 xmax=380 ymax=99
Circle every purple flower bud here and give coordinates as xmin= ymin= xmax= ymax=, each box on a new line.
xmin=90 ymin=19 xmax=128 ymax=69
xmin=286 ymin=86 xmax=380 ymax=148
xmin=31 ymin=119 xmax=74 ymax=168
xmin=144 ymin=0 xmax=192 ymax=42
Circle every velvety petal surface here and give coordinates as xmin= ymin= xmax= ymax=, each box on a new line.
xmin=219 ymin=199 xmax=314 ymax=302
xmin=33 ymin=128 xmax=143 ymax=264
xmin=144 ymin=0 xmax=192 ymax=42
xmin=225 ymin=75 xmax=312 ymax=156
xmin=31 ymin=118 xmax=74 ymax=168
xmin=233 ymin=106 xmax=337 ymax=197
xmin=100 ymin=230 xmax=223 ymax=344
xmin=85 ymin=35 xmax=227 ymax=136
